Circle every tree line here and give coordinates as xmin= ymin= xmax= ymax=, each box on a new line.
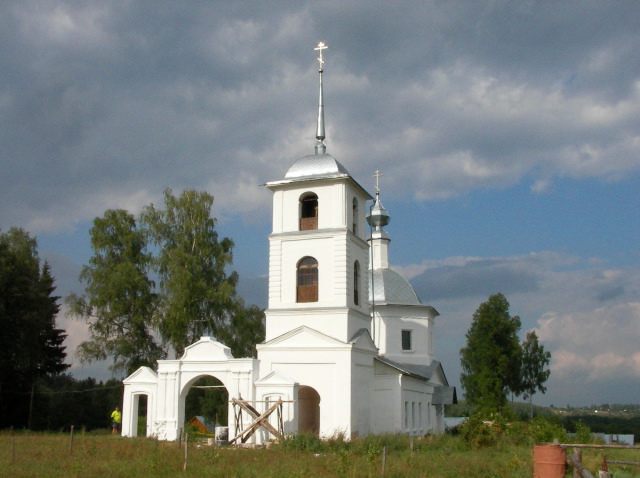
xmin=0 ymin=189 xmax=264 ymax=429
xmin=19 ymin=375 xmax=124 ymax=432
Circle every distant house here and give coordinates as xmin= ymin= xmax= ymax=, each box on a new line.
xmin=444 ymin=417 xmax=468 ymax=430
xmin=188 ymin=416 xmax=215 ymax=434
xmin=593 ymin=433 xmax=634 ymax=446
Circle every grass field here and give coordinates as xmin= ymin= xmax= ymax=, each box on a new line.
xmin=1 ymin=430 xmax=640 ymax=477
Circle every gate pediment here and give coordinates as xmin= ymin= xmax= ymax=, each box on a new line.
xmin=180 ymin=336 xmax=234 ymax=361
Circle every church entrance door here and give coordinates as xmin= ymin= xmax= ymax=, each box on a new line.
xmin=298 ymin=385 xmax=320 ymax=435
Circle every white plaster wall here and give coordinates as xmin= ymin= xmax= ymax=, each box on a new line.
xmin=350 ymin=349 xmax=376 ymax=437
xmin=265 ymin=228 xmax=371 ymax=342
xmin=258 ymin=345 xmax=354 ymax=438
xmin=270 ymin=179 xmax=370 ymax=236
xmin=121 ymin=384 xmax=157 ymax=438
xmin=400 ymin=376 xmax=435 ymax=435
xmin=372 ymin=363 xmax=402 ymax=433
xmin=265 ymin=308 xmax=371 ymax=344
xmin=269 ymin=232 xmax=369 ymax=309
xmin=254 ymin=382 xmax=297 ymax=440
xmin=272 ymin=181 xmax=346 ymax=233
xmin=376 ymin=306 xmax=434 ymax=366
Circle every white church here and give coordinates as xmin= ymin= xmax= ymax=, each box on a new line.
xmin=121 ymin=43 xmax=453 ymax=443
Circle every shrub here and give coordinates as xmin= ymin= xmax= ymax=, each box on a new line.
xmin=460 ymin=415 xmax=500 ymax=448
xmin=279 ymin=432 xmax=327 ymax=453
xmin=529 ymin=416 xmax=568 ymax=444
xmin=575 ymin=421 xmax=592 ymax=444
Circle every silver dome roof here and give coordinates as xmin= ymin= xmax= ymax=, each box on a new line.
xmin=369 ymin=269 xmax=422 ymax=305
xmin=284 ymin=153 xmax=350 ymax=180
xmin=367 ymin=195 xmax=390 ymax=230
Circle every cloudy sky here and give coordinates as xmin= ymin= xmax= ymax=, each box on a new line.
xmin=2 ymin=1 xmax=639 ymax=407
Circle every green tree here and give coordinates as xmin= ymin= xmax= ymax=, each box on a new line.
xmin=71 ymin=189 xmax=264 ymax=373
xmin=0 ymin=228 xmax=69 ymax=428
xmin=217 ymin=299 xmax=265 ymax=358
xmin=67 ymin=210 xmax=163 ymax=375
xmin=460 ymin=293 xmax=522 ymax=415
xmin=142 ymin=189 xmax=245 ymax=356
xmin=520 ymin=331 xmax=551 ymax=418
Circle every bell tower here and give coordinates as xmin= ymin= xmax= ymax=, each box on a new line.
xmin=264 ymin=43 xmax=373 ymax=343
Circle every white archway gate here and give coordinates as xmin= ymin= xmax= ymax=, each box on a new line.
xmin=122 ymin=337 xmax=258 ymax=441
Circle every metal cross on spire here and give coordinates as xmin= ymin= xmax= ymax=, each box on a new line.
xmin=373 ymin=169 xmax=383 ymax=196
xmin=314 ymin=41 xmax=327 ymax=72
xmin=314 ymin=42 xmax=327 ymax=154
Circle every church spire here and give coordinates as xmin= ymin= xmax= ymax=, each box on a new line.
xmin=314 ymin=42 xmax=327 ymax=155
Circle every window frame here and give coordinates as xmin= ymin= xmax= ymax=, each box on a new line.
xmin=401 ymin=329 xmax=412 ymax=351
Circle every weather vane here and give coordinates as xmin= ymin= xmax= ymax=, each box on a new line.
xmin=314 ymin=41 xmax=327 ymax=72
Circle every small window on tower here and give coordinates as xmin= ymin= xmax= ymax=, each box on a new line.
xmin=299 ymin=193 xmax=318 ymax=230
xmin=401 ymin=330 xmax=412 ymax=351
xmin=352 ymin=197 xmax=358 ymax=235
xmin=353 ymin=261 xmax=360 ymax=306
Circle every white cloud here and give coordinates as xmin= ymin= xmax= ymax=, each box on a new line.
xmin=537 ymin=302 xmax=640 ymax=381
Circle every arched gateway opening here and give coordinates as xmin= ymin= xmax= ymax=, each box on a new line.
xmin=128 ymin=393 xmax=149 ymax=437
xmin=183 ymin=376 xmax=229 ymax=438
xmin=298 ymin=386 xmax=320 ymax=435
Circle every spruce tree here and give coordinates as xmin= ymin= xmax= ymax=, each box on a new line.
xmin=460 ymin=293 xmax=522 ymax=415
xmin=0 ymin=228 xmax=69 ymax=428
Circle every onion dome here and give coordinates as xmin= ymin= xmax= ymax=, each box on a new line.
xmin=366 ymin=194 xmax=390 ymax=231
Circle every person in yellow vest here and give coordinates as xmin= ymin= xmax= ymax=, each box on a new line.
xmin=110 ymin=406 xmax=121 ymax=435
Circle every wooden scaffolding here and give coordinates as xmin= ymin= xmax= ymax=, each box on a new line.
xmin=229 ymin=397 xmax=285 ymax=444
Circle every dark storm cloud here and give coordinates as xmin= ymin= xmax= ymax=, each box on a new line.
xmin=1 ymin=1 xmax=640 ymax=233
xmin=410 ymin=258 xmax=540 ymax=301
xmin=237 ymin=275 xmax=268 ymax=310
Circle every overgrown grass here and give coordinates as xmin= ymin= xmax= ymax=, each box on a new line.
xmin=1 ymin=424 xmax=640 ymax=477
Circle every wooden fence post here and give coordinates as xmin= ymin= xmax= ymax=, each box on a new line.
xmin=68 ymin=425 xmax=74 ymax=456
xmin=183 ymin=431 xmax=188 ymax=471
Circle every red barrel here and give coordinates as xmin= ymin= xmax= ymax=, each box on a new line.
xmin=533 ymin=444 xmax=566 ymax=477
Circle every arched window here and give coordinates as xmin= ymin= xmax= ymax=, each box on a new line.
xmin=353 ymin=260 xmax=360 ymax=306
xmin=297 ymin=256 xmax=318 ymax=302
xmin=299 ymin=193 xmax=318 ymax=230
xmin=352 ymin=197 xmax=358 ymax=235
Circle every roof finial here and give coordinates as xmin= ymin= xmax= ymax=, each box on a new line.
xmin=314 ymin=42 xmax=327 ymax=155
xmin=367 ymin=169 xmax=390 ymax=231
xmin=373 ymin=169 xmax=383 ymax=196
